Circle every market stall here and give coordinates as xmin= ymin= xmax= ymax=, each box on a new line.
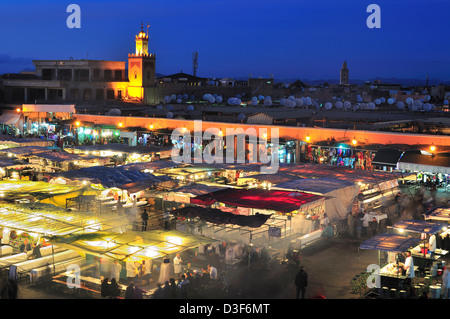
xmin=360 ymin=233 xmax=421 ymax=290
xmin=388 ymin=219 xmax=448 ymax=277
xmin=274 ymin=177 xmax=360 ymax=222
xmin=65 ymin=143 xmax=172 ymax=165
xmin=45 ymin=229 xmax=215 ymax=262
xmin=190 ymin=188 xmax=326 ymax=245
xmin=0 ymin=180 xmax=99 ymax=206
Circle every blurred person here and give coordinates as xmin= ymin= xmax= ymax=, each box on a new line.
xmin=295 ymin=266 xmax=308 ymax=299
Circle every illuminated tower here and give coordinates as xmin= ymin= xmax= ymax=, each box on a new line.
xmin=340 ymin=61 xmax=349 ymax=85
xmin=127 ymin=22 xmax=156 ymax=100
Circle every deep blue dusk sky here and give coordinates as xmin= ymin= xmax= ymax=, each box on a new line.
xmin=0 ymin=0 xmax=449 ymax=81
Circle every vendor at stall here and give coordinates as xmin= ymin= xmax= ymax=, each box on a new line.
xmin=403 ymin=251 xmax=415 ymax=286
xmin=428 ymin=234 xmax=436 ymax=257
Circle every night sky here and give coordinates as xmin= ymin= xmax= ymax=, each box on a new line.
xmin=0 ymin=0 xmax=449 ymax=81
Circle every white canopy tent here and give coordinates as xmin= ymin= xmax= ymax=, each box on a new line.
xmin=273 ymin=177 xmax=360 ymax=221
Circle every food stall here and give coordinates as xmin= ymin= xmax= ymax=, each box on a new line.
xmin=360 ymin=233 xmax=421 ymax=290
xmin=388 ymin=219 xmax=448 ymax=277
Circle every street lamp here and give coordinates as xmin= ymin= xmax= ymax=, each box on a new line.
xmin=352 ymin=138 xmax=357 ymax=146
xmin=430 ymin=145 xmax=436 ymax=152
xmin=305 ymin=134 xmax=311 ymax=143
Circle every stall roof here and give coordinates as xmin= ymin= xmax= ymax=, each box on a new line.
xmin=398 ymin=151 xmax=450 ymax=175
xmin=0 ymin=135 xmax=54 ymax=147
xmin=0 ymin=112 xmax=21 ymax=126
xmin=191 ymin=188 xmax=324 ymax=214
xmin=359 ymin=233 xmax=421 ymax=253
xmin=171 ymin=206 xmax=272 ymax=228
xmin=169 ymin=183 xmax=227 ymax=196
xmin=277 ymin=163 xmax=405 ymax=185
xmin=389 ymin=219 xmax=447 ymax=234
xmin=121 ymin=160 xmax=180 ymax=172
xmin=240 ymin=172 xmax=302 ymax=185
xmin=372 ymin=148 xmax=403 ymax=167
xmin=274 ymin=177 xmax=356 ymax=194
xmin=49 ymin=166 xmax=172 ymax=190
xmin=0 ymin=203 xmax=104 ymax=237
xmin=70 ymin=143 xmax=171 ymax=155
xmin=0 ymin=145 xmax=51 ymax=156
xmin=46 ymin=229 xmax=215 ymax=262
xmin=35 ymin=150 xmax=101 ymax=163
xmin=187 ymin=162 xmax=266 ymax=172
xmin=0 ymin=180 xmax=93 ymax=200
xmin=424 ymin=207 xmax=450 ymax=222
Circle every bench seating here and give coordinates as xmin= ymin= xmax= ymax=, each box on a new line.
xmin=9 ymin=250 xmax=81 ymax=280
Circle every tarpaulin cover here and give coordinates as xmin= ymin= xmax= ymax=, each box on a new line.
xmin=45 ymin=229 xmax=215 ymax=262
xmin=424 ymin=206 xmax=450 ymax=222
xmin=191 ymin=188 xmax=324 ymax=214
xmin=170 ymin=183 xmax=227 ymax=196
xmin=278 ymin=163 xmax=403 ymax=185
xmin=359 ymin=233 xmax=421 ymax=253
xmin=71 ymin=143 xmax=171 ymax=155
xmin=274 ymin=177 xmax=361 ymax=221
xmin=121 ymin=160 xmax=180 ymax=172
xmin=171 ymin=205 xmax=272 ymax=228
xmin=49 ymin=166 xmax=172 ymax=190
xmin=0 ymin=202 xmax=103 ymax=236
xmin=0 ymin=146 xmax=50 ymax=156
xmin=390 ymin=219 xmax=446 ymax=234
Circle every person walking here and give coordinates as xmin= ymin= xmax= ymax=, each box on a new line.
xmin=141 ymin=208 xmax=149 ymax=231
xmin=125 ymin=282 xmax=134 ymax=299
xmin=295 ymin=266 xmax=308 ymax=299
xmin=173 ymin=253 xmax=183 ymax=278
xmin=442 ymin=266 xmax=450 ymax=299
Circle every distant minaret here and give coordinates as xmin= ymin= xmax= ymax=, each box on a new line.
xmin=192 ymin=51 xmax=198 ymax=77
xmin=340 ymin=61 xmax=349 ymax=85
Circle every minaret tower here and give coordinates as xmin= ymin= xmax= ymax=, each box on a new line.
xmin=127 ymin=22 xmax=156 ymax=101
xmin=340 ymin=61 xmax=349 ymax=85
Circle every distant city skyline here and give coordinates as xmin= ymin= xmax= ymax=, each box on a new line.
xmin=1 ymin=0 xmax=449 ymax=81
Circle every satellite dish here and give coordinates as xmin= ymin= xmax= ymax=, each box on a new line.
xmin=166 ymin=112 xmax=174 ymax=118
xmin=264 ymin=99 xmax=272 ymax=107
xmin=406 ymin=97 xmax=414 ymax=105
xmin=237 ymin=113 xmax=246 ymax=121
xmin=166 ymin=104 xmax=174 ymax=110
xmin=170 ymin=94 xmax=177 ymax=101
xmin=156 ymin=105 xmax=163 ymax=109
xmin=374 ymin=99 xmax=381 ymax=105
xmin=107 ymin=108 xmax=121 ymax=116
xmin=387 ymin=98 xmax=394 ymax=105
xmin=343 ymin=101 xmax=351 ymax=109
xmin=324 ymin=102 xmax=332 ymax=110
xmin=380 ymin=97 xmax=386 ymax=103
xmin=176 ymin=99 xmax=182 ymax=104
xmin=414 ymin=100 xmax=423 ymax=109
xmin=368 ymin=102 xmax=375 ymax=109
xmin=216 ymin=96 xmax=223 ymax=103
xmin=163 ymin=96 xmax=171 ymax=103
xmin=187 ymin=105 xmax=194 ymax=111
xmin=396 ymin=101 xmax=405 ymax=109
xmin=295 ymin=98 xmax=304 ymax=107
xmin=444 ymin=100 xmax=449 ymax=105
